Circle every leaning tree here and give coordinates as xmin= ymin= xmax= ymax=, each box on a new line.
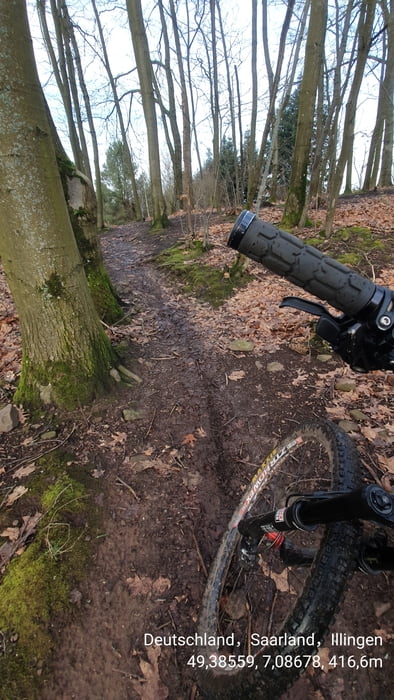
xmin=0 ymin=0 xmax=115 ymax=408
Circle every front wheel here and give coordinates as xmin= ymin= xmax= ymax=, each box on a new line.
xmin=196 ymin=421 xmax=362 ymax=698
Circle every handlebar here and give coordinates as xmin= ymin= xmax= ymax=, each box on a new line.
xmin=228 ymin=211 xmax=394 ymax=372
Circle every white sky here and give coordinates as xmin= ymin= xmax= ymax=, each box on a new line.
xmin=27 ymin=0 xmax=381 ymax=190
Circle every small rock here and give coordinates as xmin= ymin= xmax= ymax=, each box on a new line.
xmin=374 ymin=601 xmax=391 ymax=618
xmin=122 ymin=408 xmax=143 ymax=421
xmin=267 ymin=361 xmax=284 ymax=373
xmin=349 ymin=409 xmax=369 ymax=422
xmin=0 ymin=404 xmax=19 ymax=433
xmin=39 ymin=384 xmax=53 ymax=404
xmin=40 ymin=431 xmax=57 ymax=440
xmin=229 ymin=339 xmax=255 ymax=352
xmin=317 ymin=354 xmax=333 ymax=363
xmin=335 ymin=381 xmax=357 ymax=392
xmin=117 ymin=365 xmax=142 ymax=384
xmin=110 ymin=368 xmax=121 ymax=382
xmin=338 ymin=420 xmax=358 ymax=433
xmin=69 ymin=588 xmax=82 ymax=606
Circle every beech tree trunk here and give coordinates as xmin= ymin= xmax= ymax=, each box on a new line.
xmin=282 ymin=0 xmax=327 ymax=227
xmin=90 ymin=0 xmax=142 ymax=220
xmin=0 ymin=0 xmax=114 ymax=409
xmin=126 ymin=0 xmax=168 ymax=230
xmin=325 ymin=0 xmax=377 ymax=234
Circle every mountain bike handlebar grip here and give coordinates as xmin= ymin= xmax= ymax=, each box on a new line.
xmin=228 ymin=211 xmax=377 ymax=318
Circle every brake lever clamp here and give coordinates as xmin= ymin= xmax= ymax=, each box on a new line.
xmin=281 ymin=294 xmax=394 ymax=373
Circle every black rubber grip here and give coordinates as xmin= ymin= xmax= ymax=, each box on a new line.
xmin=228 ymin=211 xmax=377 ymax=317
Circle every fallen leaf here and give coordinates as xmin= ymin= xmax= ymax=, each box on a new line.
xmin=378 ymin=455 xmax=394 ymax=474
xmin=374 ymin=601 xmax=391 ymax=618
xmin=317 ymin=647 xmax=333 ymax=673
xmin=181 ymin=433 xmax=197 ymax=447
xmin=124 ymin=456 xmax=172 ymax=474
xmin=259 ymin=559 xmax=296 ymax=594
xmin=374 ymin=628 xmax=394 ymax=642
xmin=0 ymin=512 xmax=42 ymax=568
xmin=131 ymin=647 xmax=169 ymax=700
xmin=13 ymin=463 xmax=36 ymax=479
xmin=292 ymin=370 xmax=308 ymax=386
xmin=109 ymin=431 xmax=127 ymax=445
xmin=228 ymin=370 xmax=246 ymax=381
xmin=126 ymin=575 xmax=171 ymax=597
xmin=6 ymin=485 xmax=28 ymax=506
xmin=0 ymin=527 xmax=20 ymax=541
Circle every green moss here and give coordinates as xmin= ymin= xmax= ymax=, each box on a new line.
xmin=0 ymin=452 xmax=100 ymax=700
xmin=333 ymin=226 xmax=383 ymax=250
xmin=156 ymin=241 xmax=251 ymax=307
xmin=306 ymin=237 xmax=324 ymax=247
xmin=39 ymin=272 xmax=65 ymax=300
xmin=86 ymin=265 xmax=123 ymax=324
xmin=14 ymin=334 xmax=115 ymax=410
xmin=336 ymin=252 xmax=363 ymax=265
xmin=69 ymin=211 xmax=122 ymax=323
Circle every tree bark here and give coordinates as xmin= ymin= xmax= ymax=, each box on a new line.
xmin=59 ymin=0 xmax=104 ymax=228
xmin=379 ymin=0 xmax=394 ymax=186
xmin=0 ymin=0 xmax=114 ymax=408
xmin=325 ymin=0 xmax=377 ymax=234
xmin=246 ymin=0 xmax=258 ymax=207
xmin=282 ymin=0 xmax=328 ymax=227
xmin=167 ymin=0 xmax=194 ymax=231
xmin=126 ymin=0 xmax=168 ymax=230
xmin=37 ymin=0 xmax=86 ymax=174
xmin=156 ymin=0 xmax=183 ymax=209
xmin=90 ymin=0 xmax=142 ymax=220
xmin=210 ymin=0 xmax=220 ymax=210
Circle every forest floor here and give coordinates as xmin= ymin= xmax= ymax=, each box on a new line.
xmin=0 ymin=192 xmax=394 ymax=699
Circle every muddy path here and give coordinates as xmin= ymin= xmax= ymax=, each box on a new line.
xmin=40 ymin=219 xmax=393 ymax=700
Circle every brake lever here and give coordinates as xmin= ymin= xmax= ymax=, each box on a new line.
xmin=280 ymin=295 xmax=394 ymax=372
xmin=280 ymin=296 xmax=330 ymax=317
xmin=280 ymin=296 xmax=344 ymax=347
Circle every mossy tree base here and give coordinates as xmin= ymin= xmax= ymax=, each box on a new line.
xmin=14 ymin=334 xmax=115 ymax=410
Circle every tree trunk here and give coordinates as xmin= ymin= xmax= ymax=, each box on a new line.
xmin=90 ymin=0 xmax=142 ymax=220
xmin=37 ymin=0 xmax=85 ymax=174
xmin=325 ymin=0 xmax=377 ymax=234
xmin=254 ymin=0 xmax=300 ymax=212
xmin=59 ymin=0 xmax=104 ymax=228
xmin=0 ymin=0 xmax=114 ymax=409
xmin=156 ymin=0 xmax=183 ymax=209
xmin=126 ymin=0 xmax=168 ymax=230
xmin=216 ymin=0 xmax=240 ymax=207
xmin=210 ymin=0 xmax=220 ymax=211
xmin=379 ymin=0 xmax=394 ymax=186
xmin=43 ymin=99 xmax=122 ymax=324
xmin=168 ymin=0 xmax=194 ymax=228
xmin=282 ymin=0 xmax=328 ymax=227
xmin=246 ymin=0 xmax=258 ymax=207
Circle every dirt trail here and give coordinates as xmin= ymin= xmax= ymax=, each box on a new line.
xmin=40 ymin=220 xmax=393 ymax=700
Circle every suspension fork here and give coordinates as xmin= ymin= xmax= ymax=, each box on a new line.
xmin=238 ymin=485 xmax=394 ymax=570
